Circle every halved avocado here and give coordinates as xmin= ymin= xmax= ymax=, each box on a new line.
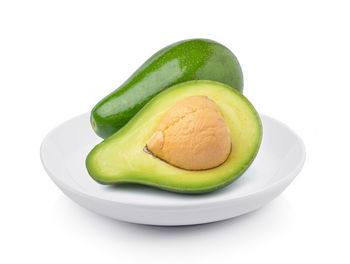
xmin=86 ymin=80 xmax=262 ymax=194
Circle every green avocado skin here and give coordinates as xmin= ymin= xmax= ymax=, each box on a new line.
xmin=91 ymin=39 xmax=243 ymax=139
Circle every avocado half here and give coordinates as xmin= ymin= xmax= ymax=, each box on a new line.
xmin=86 ymin=81 xmax=262 ymax=194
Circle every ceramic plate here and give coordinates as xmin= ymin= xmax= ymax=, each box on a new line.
xmin=40 ymin=113 xmax=305 ymax=226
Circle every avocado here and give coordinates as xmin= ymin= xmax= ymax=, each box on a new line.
xmin=86 ymin=81 xmax=262 ymax=194
xmin=91 ymin=39 xmax=244 ymax=139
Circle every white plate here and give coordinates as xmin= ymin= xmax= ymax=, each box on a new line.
xmin=40 ymin=113 xmax=305 ymax=226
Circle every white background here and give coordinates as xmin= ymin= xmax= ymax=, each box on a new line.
xmin=1 ymin=0 xmax=349 ymax=263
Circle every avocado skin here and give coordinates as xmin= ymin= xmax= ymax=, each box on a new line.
xmin=91 ymin=39 xmax=243 ymax=139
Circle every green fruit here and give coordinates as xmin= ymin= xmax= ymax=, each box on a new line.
xmin=86 ymin=81 xmax=262 ymax=194
xmin=91 ymin=39 xmax=243 ymax=139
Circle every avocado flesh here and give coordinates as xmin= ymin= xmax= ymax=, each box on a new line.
xmin=86 ymin=81 xmax=262 ymax=194
xmin=91 ymin=39 xmax=243 ymax=139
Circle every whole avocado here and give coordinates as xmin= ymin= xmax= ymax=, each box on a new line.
xmin=91 ymin=39 xmax=243 ymax=139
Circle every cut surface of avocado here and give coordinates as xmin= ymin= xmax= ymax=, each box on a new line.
xmin=86 ymin=80 xmax=262 ymax=193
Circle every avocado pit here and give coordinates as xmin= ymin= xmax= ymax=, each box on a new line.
xmin=145 ymin=96 xmax=232 ymax=170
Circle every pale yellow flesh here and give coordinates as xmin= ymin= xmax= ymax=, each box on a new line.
xmin=86 ymin=81 xmax=262 ymax=192
xmin=146 ymin=96 xmax=231 ymax=170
